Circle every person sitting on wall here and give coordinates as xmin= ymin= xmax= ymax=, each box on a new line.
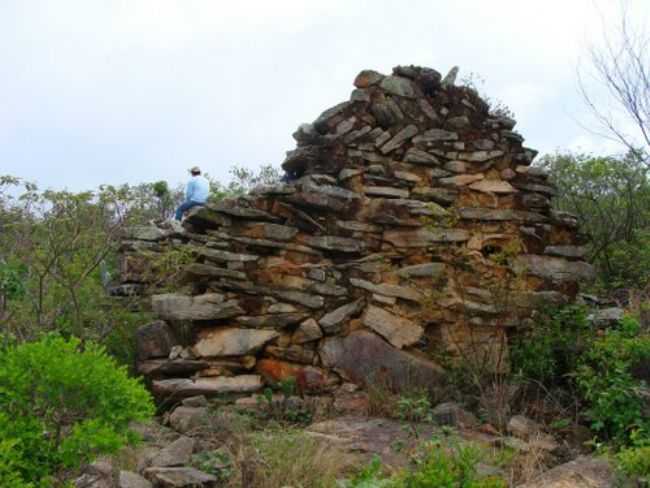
xmin=175 ymin=166 xmax=210 ymax=221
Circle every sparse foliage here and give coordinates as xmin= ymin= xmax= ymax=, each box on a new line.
xmin=578 ymin=3 xmax=649 ymax=163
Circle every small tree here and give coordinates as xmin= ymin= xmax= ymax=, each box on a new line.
xmin=579 ymin=3 xmax=649 ymax=163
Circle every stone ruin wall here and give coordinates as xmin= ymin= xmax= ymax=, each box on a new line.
xmin=120 ymin=65 xmax=594 ymax=400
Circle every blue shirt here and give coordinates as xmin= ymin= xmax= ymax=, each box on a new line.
xmin=185 ymin=176 xmax=210 ymax=203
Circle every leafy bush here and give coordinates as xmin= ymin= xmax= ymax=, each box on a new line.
xmin=343 ymin=456 xmax=393 ymax=488
xmin=510 ymin=305 xmax=591 ymax=385
xmin=576 ymin=317 xmax=650 ymax=443
xmin=191 ymin=449 xmax=233 ymax=483
xmin=617 ymin=445 xmax=650 ymax=483
xmin=399 ymin=441 xmax=506 ymax=488
xmin=0 ymin=439 xmax=34 ymax=488
xmin=397 ymin=390 xmax=433 ymax=423
xmin=343 ymin=442 xmax=507 ymax=488
xmin=0 ymin=334 xmax=155 ymax=485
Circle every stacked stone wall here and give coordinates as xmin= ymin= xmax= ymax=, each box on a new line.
xmin=120 ymin=65 xmax=593 ymax=399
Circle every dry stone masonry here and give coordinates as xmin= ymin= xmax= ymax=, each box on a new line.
xmin=121 ymin=65 xmax=594 ymax=401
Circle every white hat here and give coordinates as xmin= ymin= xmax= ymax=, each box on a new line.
xmin=189 ymin=166 xmax=201 ymax=174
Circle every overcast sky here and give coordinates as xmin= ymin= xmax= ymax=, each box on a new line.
xmin=0 ymin=0 xmax=648 ymax=191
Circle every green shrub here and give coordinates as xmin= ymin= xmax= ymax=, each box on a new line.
xmin=399 ymin=441 xmax=506 ymax=488
xmin=343 ymin=456 xmax=393 ymax=488
xmin=510 ymin=304 xmax=591 ymax=385
xmin=0 ymin=334 xmax=155 ymax=485
xmin=343 ymin=441 xmax=507 ymax=488
xmin=576 ymin=317 xmax=650 ymax=444
xmin=617 ymin=445 xmax=650 ymax=483
xmin=397 ymin=390 xmax=433 ymax=423
xmin=191 ymin=449 xmax=233 ymax=483
xmin=0 ymin=438 xmax=34 ymax=488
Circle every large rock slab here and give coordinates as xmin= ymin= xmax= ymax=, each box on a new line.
xmin=152 ymin=294 xmax=244 ymax=321
xmin=235 ymin=313 xmax=309 ymax=329
xmin=287 ymin=180 xmax=361 ymax=213
xmin=458 ymin=208 xmax=547 ymax=223
xmin=384 ymin=228 xmax=470 ymax=247
xmin=168 ymin=407 xmax=209 ymax=434
xmin=303 ymin=235 xmax=366 ymax=253
xmin=517 ymin=456 xmax=614 ymax=488
xmin=397 ymin=262 xmax=446 ymax=279
xmin=306 ymin=416 xmax=437 ymax=469
xmin=144 ymin=467 xmax=217 ymax=488
xmin=184 ymin=205 xmax=231 ymax=229
xmin=350 ymin=278 xmax=422 ymax=302
xmin=149 ymin=436 xmax=195 ymax=467
xmin=193 ymin=328 xmax=279 ymax=357
xmin=361 ymin=305 xmax=423 ymax=349
xmin=182 ymin=263 xmax=247 ymax=281
xmin=320 ymin=330 xmax=444 ymax=391
xmin=468 ymin=179 xmax=517 ymax=194
xmin=152 ymin=375 xmax=263 ymax=398
xmin=514 ymin=255 xmax=596 ymax=282
xmin=137 ymin=359 xmax=209 ymax=377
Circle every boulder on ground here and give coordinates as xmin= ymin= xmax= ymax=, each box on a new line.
xmin=517 ymin=456 xmax=614 ymax=488
xmin=319 ymin=330 xmax=444 ymax=392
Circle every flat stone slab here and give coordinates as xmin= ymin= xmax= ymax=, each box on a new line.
xmin=361 ymin=305 xmax=423 ymax=349
xmin=397 ymin=262 xmax=446 ymax=279
xmin=514 ymin=255 xmax=596 ymax=282
xmin=152 ymin=293 xmax=244 ymax=321
xmin=193 ymin=328 xmax=279 ymax=357
xmin=350 ymin=278 xmax=422 ymax=302
xmin=306 ymin=416 xmax=497 ymax=471
xmin=152 ymin=375 xmax=263 ymax=398
xmin=384 ymin=228 xmax=470 ymax=247
xmin=319 ymin=330 xmax=444 ymax=392
xmin=149 ymin=436 xmax=195 ymax=467
xmin=144 ymin=467 xmax=217 ymax=488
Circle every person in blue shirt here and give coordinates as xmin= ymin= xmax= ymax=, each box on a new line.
xmin=175 ymin=166 xmax=210 ymax=221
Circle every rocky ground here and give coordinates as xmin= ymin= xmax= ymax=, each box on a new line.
xmin=74 ymin=390 xmax=616 ymax=488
